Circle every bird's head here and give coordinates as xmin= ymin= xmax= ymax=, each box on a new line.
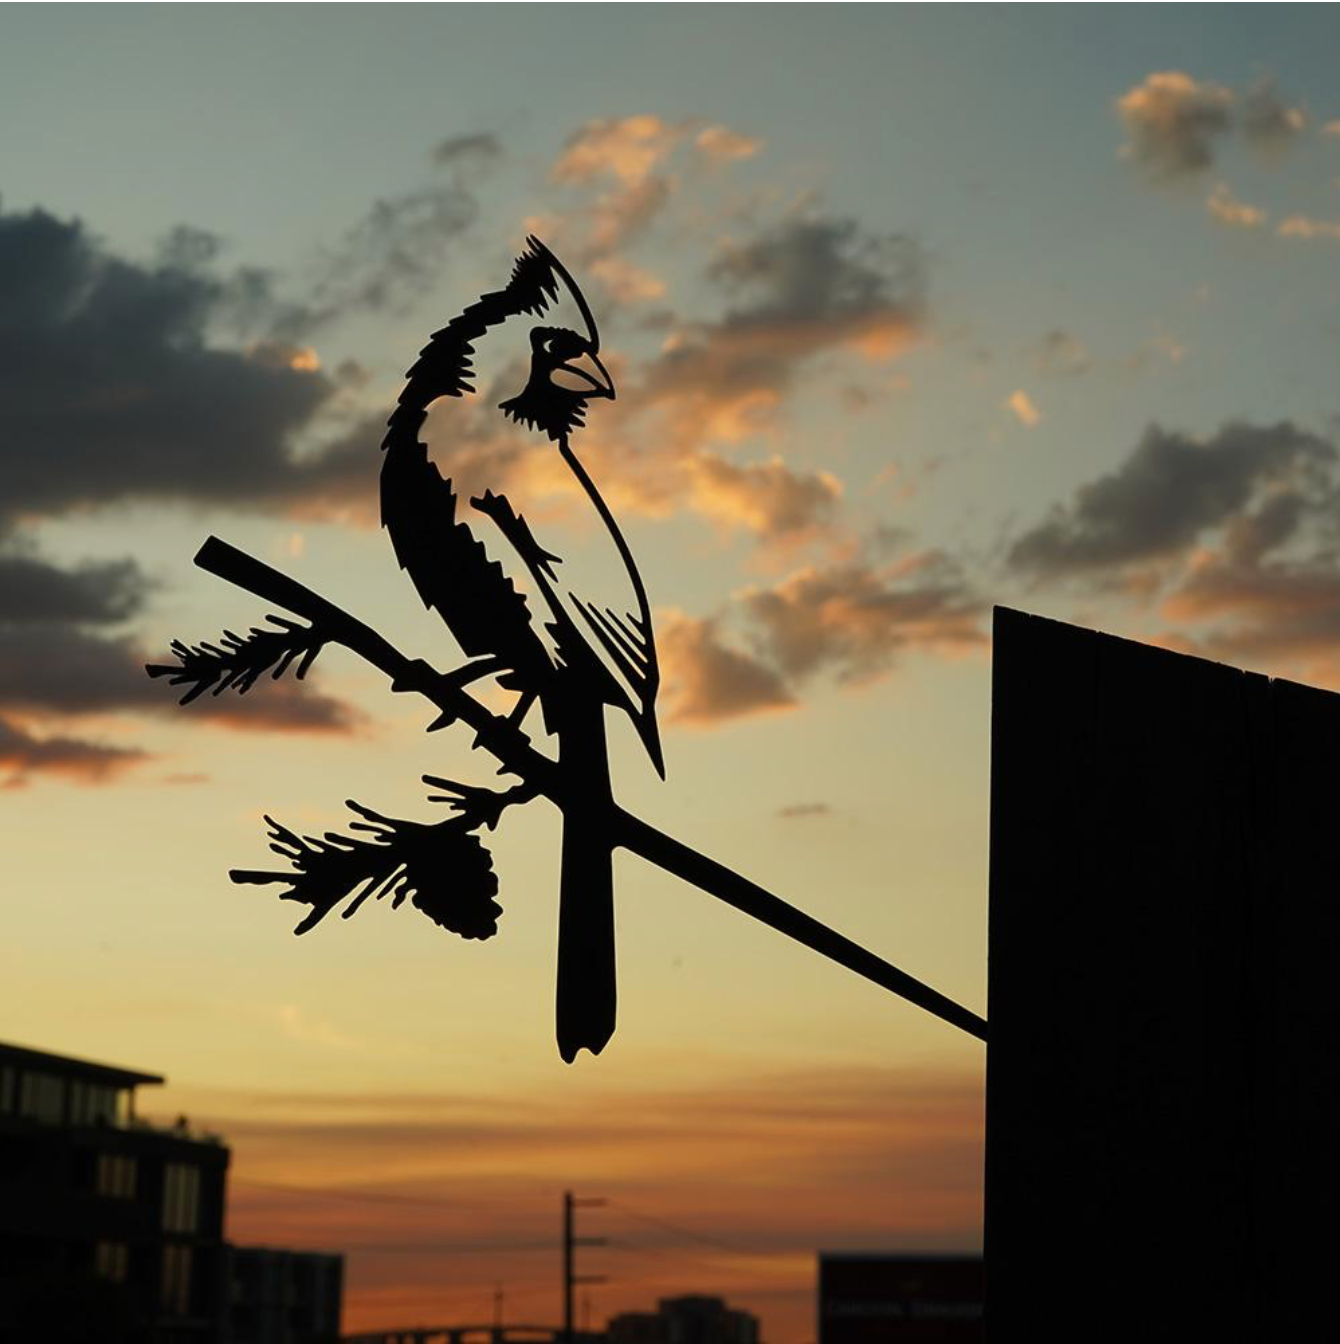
xmin=498 ymin=251 xmax=614 ymax=442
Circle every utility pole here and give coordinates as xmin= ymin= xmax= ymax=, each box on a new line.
xmin=563 ymin=1190 xmax=607 ymax=1344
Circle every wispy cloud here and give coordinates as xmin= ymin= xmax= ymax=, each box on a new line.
xmin=1003 ymin=390 xmax=1041 ymax=428
xmin=1240 ymin=78 xmax=1307 ymax=160
xmin=660 ymin=549 xmax=985 ymax=726
xmin=1277 ymin=214 xmax=1340 ymax=240
xmin=1206 ymin=182 xmax=1267 ymax=229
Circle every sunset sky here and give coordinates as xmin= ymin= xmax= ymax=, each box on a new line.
xmin=5 ymin=5 xmax=1340 ymax=1338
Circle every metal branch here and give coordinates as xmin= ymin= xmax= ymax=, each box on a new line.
xmin=191 ymin=535 xmax=988 ymax=1044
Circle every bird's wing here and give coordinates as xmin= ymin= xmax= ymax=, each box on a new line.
xmin=556 ymin=444 xmax=664 ymax=778
xmin=381 ymin=449 xmax=552 ymax=681
xmin=469 ymin=483 xmax=663 ymax=777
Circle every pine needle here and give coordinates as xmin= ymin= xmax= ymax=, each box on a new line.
xmin=230 ymin=802 xmax=502 ymax=940
xmin=146 ymin=615 xmax=325 ymax=705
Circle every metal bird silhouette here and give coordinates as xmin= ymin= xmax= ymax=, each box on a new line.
xmin=148 ymin=233 xmax=987 ymax=1066
xmin=380 ymin=237 xmax=662 ymax=1061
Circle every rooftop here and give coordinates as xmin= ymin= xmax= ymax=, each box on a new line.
xmin=0 ymin=1040 xmax=164 ymax=1090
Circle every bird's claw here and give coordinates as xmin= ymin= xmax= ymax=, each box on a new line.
xmin=423 ymin=777 xmax=506 ymax=830
xmin=392 ymin=658 xmax=438 ymax=694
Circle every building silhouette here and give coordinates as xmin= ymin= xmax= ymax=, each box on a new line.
xmin=227 ymin=1246 xmax=343 ymax=1344
xmin=0 ymin=1040 xmax=342 ymax=1344
xmin=817 ymin=1254 xmax=982 ymax=1344
xmin=607 ymin=1296 xmax=759 ymax=1344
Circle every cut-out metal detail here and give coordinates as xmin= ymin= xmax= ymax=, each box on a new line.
xmin=149 ymin=237 xmax=987 ymax=1059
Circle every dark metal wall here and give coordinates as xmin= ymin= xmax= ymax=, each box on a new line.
xmin=985 ymin=607 xmax=1338 ymax=1339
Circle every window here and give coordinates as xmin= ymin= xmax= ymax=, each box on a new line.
xmin=161 ymin=1244 xmax=192 ymax=1317
xmin=94 ymin=1241 xmax=130 ymax=1284
xmin=71 ymin=1081 xmax=121 ymax=1127
xmin=165 ymin=1244 xmax=194 ymax=1316
xmin=0 ymin=1066 xmax=13 ymax=1114
xmin=17 ymin=1071 xmax=64 ymax=1125
xmin=96 ymin=1152 xmax=137 ymax=1198
xmin=162 ymin=1163 xmax=200 ymax=1232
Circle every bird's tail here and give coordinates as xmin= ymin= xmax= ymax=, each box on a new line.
xmin=557 ymin=810 xmax=616 ymax=1063
xmin=556 ymin=701 xmax=617 ymax=1063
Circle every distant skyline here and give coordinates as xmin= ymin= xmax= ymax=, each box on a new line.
xmin=5 ymin=5 xmax=1340 ymax=1339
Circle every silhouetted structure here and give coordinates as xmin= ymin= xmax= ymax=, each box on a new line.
xmin=607 ymin=1295 xmax=758 ymax=1344
xmin=987 ymin=607 xmax=1340 ymax=1338
xmin=0 ymin=1040 xmax=230 ymax=1343
xmin=150 ymin=237 xmax=985 ymax=1067
xmin=818 ymin=1254 xmax=981 ymax=1344
xmin=342 ymin=1328 xmax=587 ymax=1344
xmin=228 ymin=1246 xmax=342 ymax=1344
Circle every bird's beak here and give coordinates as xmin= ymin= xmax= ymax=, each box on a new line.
xmin=554 ymin=350 xmax=616 ymax=400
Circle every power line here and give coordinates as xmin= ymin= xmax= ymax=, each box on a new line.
xmin=607 ymin=1200 xmax=751 ymax=1255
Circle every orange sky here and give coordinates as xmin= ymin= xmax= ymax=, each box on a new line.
xmin=172 ymin=1061 xmax=983 ymax=1338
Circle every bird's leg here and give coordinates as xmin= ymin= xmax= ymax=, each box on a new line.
xmin=391 ymin=656 xmax=509 ymax=731
xmin=471 ymin=490 xmax=562 ymax=582
xmin=422 ymin=774 xmax=541 ymax=831
xmin=470 ymin=492 xmax=576 ymax=652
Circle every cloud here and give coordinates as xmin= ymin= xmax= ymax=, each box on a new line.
xmin=0 ymin=714 xmax=146 ymax=787
xmin=0 ymin=623 xmax=357 ymax=733
xmin=1277 ymin=214 xmax=1340 ymax=240
xmin=0 ymin=553 xmax=151 ymax=625
xmin=441 ymin=206 xmax=920 ymax=551
xmin=1006 ymin=416 xmax=1340 ymax=684
xmin=1116 ymin=71 xmax=1234 ymax=179
xmin=432 ymin=132 xmax=502 ymax=169
xmin=0 ymin=204 xmax=346 ymax=525
xmin=687 ymin=453 xmax=843 ymax=538
xmin=1003 ymin=390 xmax=1040 ymax=428
xmin=695 ymin=125 xmax=764 ymax=164
xmin=708 ymin=216 xmax=924 ymax=336
xmin=1150 ymin=467 xmax=1340 ymax=679
xmin=1241 ymin=78 xmax=1306 ymax=159
xmin=1206 ymin=182 xmax=1267 ymax=229
xmin=551 ymin=115 xmax=688 ymax=254
xmin=1008 ymin=421 xmax=1334 ymax=579
xmin=553 ymin=114 xmax=684 ymax=189
xmin=659 ymin=547 xmax=985 ymax=726
xmin=589 ymin=255 xmax=667 ymax=304
xmin=1035 ymin=330 xmax=1091 ymax=377
xmin=293 ymin=184 xmax=481 ymax=331
xmin=659 ymin=611 xmax=796 ymax=726
xmin=743 ymin=553 xmax=985 ymax=685
xmin=628 ymin=215 xmax=923 ymax=458
xmin=1162 ymin=547 xmax=1340 ymax=675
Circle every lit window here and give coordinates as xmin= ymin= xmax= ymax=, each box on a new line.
xmin=94 ymin=1241 xmax=130 ymax=1283
xmin=97 ymin=1152 xmax=137 ymax=1199
xmin=161 ymin=1244 xmax=192 ymax=1316
xmin=162 ymin=1163 xmax=201 ymax=1232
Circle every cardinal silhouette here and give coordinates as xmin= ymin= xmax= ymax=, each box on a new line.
xmin=380 ymin=236 xmax=662 ymax=1062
